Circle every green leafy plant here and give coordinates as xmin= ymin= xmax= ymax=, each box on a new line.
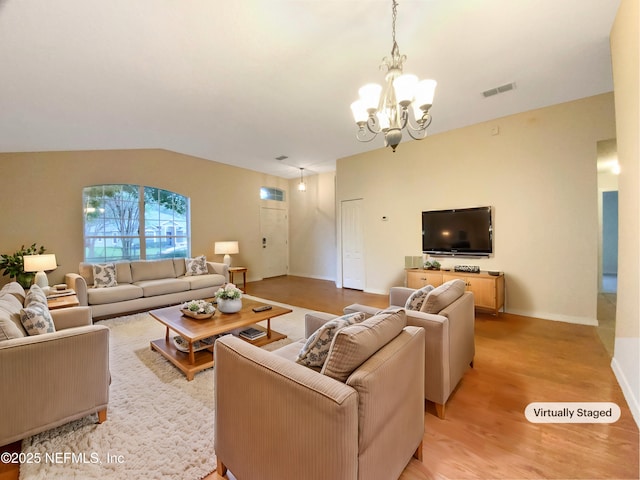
xmin=0 ymin=243 xmax=46 ymax=288
xmin=424 ymin=259 xmax=441 ymax=270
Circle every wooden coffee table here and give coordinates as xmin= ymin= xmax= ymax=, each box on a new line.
xmin=149 ymin=298 xmax=292 ymax=380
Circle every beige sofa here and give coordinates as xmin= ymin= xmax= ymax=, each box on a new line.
xmin=344 ymin=280 xmax=475 ymax=419
xmin=0 ymin=283 xmax=109 ymax=447
xmin=214 ymin=309 xmax=425 ymax=480
xmin=66 ymin=258 xmax=228 ymax=319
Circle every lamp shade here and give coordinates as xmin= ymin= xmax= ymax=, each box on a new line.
xmin=214 ymin=242 xmax=239 ymax=255
xmin=215 ymin=241 xmax=239 ymax=268
xmin=23 ymin=254 xmax=57 ymax=290
xmin=23 ymin=254 xmax=57 ymax=273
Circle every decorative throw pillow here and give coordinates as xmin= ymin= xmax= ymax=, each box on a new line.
xmin=185 ymin=255 xmax=208 ymax=276
xmin=404 ymin=285 xmax=434 ymax=311
xmin=25 ymin=284 xmax=47 ymax=305
xmin=420 ymin=279 xmax=466 ymax=313
xmin=322 ymin=309 xmax=407 ymax=382
xmin=296 ymin=312 xmax=365 ymax=367
xmin=20 ymin=301 xmax=55 ymax=335
xmin=93 ymin=263 xmax=118 ymax=288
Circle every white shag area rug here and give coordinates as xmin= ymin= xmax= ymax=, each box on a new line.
xmin=20 ymin=296 xmax=308 ymax=480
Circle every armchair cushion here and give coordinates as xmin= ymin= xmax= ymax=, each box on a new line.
xmin=421 ymin=279 xmax=466 ymax=313
xmin=0 ymin=282 xmax=26 ymax=303
xmin=296 ymin=312 xmax=365 ymax=367
xmin=0 ymin=294 xmax=27 ymax=340
xmin=405 ymin=285 xmax=434 ymax=311
xmin=322 ymin=309 xmax=407 ymax=382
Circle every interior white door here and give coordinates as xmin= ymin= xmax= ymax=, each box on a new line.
xmin=341 ymin=199 xmax=365 ymax=290
xmin=260 ymin=207 xmax=288 ymax=278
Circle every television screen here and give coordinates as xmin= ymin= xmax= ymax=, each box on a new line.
xmin=422 ymin=206 xmax=493 ymax=256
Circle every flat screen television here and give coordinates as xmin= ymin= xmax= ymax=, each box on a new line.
xmin=422 ymin=206 xmax=493 ymax=257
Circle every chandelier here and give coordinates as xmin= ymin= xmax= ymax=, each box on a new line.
xmin=350 ymin=0 xmax=437 ymax=152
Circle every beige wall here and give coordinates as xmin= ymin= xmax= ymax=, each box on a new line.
xmin=288 ymin=172 xmax=336 ymax=280
xmin=0 ymin=149 xmax=290 ymax=285
xmin=336 ymin=93 xmax=616 ymax=325
xmin=610 ymin=0 xmax=640 ymax=426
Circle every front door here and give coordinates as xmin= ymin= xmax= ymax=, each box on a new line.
xmin=260 ymin=207 xmax=288 ymax=278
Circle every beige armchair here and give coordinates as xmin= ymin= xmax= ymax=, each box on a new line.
xmin=345 ymin=285 xmax=475 ymax=419
xmin=0 ymin=287 xmax=110 ymax=447
xmin=214 ymin=309 xmax=425 ymax=480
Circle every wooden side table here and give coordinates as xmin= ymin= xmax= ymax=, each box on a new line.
xmin=229 ymin=267 xmax=248 ymax=293
xmin=47 ymin=294 xmax=80 ymax=310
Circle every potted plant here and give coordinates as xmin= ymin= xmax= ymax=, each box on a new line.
xmin=215 ymin=283 xmax=243 ymax=313
xmin=424 ymin=259 xmax=441 ymax=270
xmin=0 ymin=243 xmax=46 ymax=288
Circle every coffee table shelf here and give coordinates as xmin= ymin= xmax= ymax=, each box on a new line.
xmin=149 ymin=299 xmax=292 ymax=381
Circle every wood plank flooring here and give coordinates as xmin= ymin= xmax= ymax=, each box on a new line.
xmin=3 ymin=276 xmax=638 ymax=480
xmin=221 ymin=276 xmax=639 ymax=480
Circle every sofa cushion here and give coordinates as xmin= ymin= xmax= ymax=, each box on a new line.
xmin=87 ymin=284 xmax=144 ymax=305
xmin=0 ymin=294 xmax=27 ymax=340
xmin=173 ymin=258 xmax=187 ymax=277
xmin=0 ymin=282 xmax=26 ymax=304
xmin=93 ymin=263 xmax=118 ymax=288
xmin=296 ymin=312 xmax=366 ymax=368
xmin=134 ymin=279 xmax=190 ymax=297
xmin=405 ymin=285 xmax=434 ymax=311
xmin=321 ymin=309 xmax=407 ymax=382
xmin=130 ymin=259 xmax=176 ymax=282
xmin=178 ymin=274 xmax=226 ymax=290
xmin=20 ymin=301 xmax=55 ymax=335
xmin=185 ymin=255 xmax=208 ymax=276
xmin=420 ymin=279 xmax=466 ymax=313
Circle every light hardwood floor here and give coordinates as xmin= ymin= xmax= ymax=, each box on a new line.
xmin=213 ymin=276 xmax=639 ymax=480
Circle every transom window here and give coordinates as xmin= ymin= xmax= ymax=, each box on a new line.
xmin=260 ymin=187 xmax=285 ymax=202
xmin=83 ymin=184 xmax=190 ymax=262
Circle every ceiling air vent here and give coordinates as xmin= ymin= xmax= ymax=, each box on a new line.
xmin=482 ymin=82 xmax=516 ymax=98
xmin=275 ymin=155 xmax=288 ymax=161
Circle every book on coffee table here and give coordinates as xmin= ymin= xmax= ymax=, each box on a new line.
xmin=239 ymin=327 xmax=267 ymax=341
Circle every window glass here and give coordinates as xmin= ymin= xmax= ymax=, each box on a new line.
xmin=260 ymin=187 xmax=285 ymax=201
xmin=83 ymin=185 xmax=190 ymax=262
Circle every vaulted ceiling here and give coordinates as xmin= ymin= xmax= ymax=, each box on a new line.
xmin=0 ymin=0 xmax=620 ymax=178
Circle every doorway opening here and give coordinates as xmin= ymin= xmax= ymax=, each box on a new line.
xmin=596 ymin=138 xmax=618 ymax=357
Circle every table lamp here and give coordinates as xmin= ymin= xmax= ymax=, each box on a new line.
xmin=214 ymin=241 xmax=239 ymax=267
xmin=23 ymin=253 xmax=57 ymax=290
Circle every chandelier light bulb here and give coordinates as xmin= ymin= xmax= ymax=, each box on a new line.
xmin=358 ymin=84 xmax=382 ymax=113
xmin=350 ymin=100 xmax=368 ymax=125
xmin=414 ymin=79 xmax=437 ymax=111
xmin=393 ymin=74 xmax=418 ymax=106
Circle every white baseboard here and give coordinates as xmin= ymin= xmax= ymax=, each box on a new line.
xmin=611 ymin=357 xmax=640 ymax=428
xmin=506 ymin=308 xmax=598 ymax=326
xmin=611 ymin=340 xmax=640 ymax=429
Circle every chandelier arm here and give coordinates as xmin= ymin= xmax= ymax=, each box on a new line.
xmin=356 ymin=128 xmax=379 ymax=143
xmin=365 ymin=116 xmax=383 ymax=135
xmin=405 ymin=126 xmax=429 ymax=141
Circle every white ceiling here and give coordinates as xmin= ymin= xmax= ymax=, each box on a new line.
xmin=0 ymin=0 xmax=620 ymax=179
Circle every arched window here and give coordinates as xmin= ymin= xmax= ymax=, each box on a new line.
xmin=83 ymin=185 xmax=190 ymax=262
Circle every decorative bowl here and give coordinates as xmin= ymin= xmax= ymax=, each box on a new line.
xmin=181 ymin=308 xmax=215 ymax=320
